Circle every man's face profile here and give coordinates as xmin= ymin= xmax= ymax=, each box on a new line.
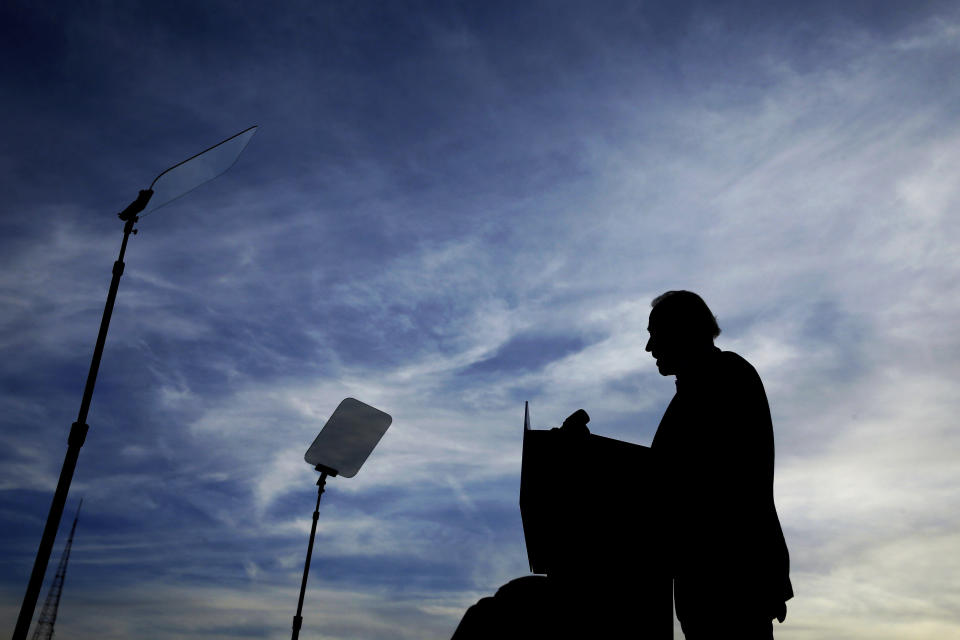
xmin=645 ymin=291 xmax=719 ymax=377
xmin=645 ymin=310 xmax=681 ymax=376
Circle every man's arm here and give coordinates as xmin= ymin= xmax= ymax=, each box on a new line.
xmin=558 ymin=409 xmax=590 ymax=435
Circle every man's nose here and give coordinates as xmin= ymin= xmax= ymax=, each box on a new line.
xmin=645 ymin=337 xmax=653 ymax=352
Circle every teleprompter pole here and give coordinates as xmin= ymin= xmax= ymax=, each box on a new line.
xmin=292 ymin=465 xmax=337 ymax=640
xmin=11 ymin=191 xmax=152 ymax=640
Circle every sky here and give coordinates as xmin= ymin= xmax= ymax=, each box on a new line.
xmin=2 ymin=1 xmax=960 ymax=638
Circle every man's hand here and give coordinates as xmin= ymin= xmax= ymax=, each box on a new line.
xmin=559 ymin=409 xmax=590 ymax=435
xmin=774 ymin=601 xmax=787 ymax=624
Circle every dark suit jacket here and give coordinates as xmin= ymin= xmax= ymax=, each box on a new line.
xmin=651 ymin=348 xmax=793 ymax=623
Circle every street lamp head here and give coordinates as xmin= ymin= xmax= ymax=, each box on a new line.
xmin=304 ymin=398 xmax=393 ymax=478
xmin=117 ymin=189 xmax=154 ymax=221
xmin=140 ymin=125 xmax=258 ymax=219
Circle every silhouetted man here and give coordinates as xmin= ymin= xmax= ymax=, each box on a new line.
xmin=450 ymin=291 xmax=792 ymax=639
xmin=645 ymin=290 xmax=792 ymax=638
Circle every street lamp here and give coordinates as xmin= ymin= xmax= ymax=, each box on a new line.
xmin=11 ymin=126 xmax=258 ymax=640
xmin=293 ymin=397 xmax=393 ymax=640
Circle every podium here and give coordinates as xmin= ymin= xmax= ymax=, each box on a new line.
xmin=519 ymin=404 xmax=673 ymax=638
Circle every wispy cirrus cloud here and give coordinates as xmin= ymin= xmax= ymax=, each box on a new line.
xmin=2 ymin=2 xmax=960 ymax=639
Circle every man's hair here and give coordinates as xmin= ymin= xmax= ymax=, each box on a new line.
xmin=650 ymin=290 xmax=721 ymax=341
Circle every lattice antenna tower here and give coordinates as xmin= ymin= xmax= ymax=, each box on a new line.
xmin=31 ymin=500 xmax=82 ymax=640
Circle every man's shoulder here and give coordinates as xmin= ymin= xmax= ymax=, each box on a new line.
xmin=716 ymin=350 xmax=763 ymax=383
xmin=717 ymin=349 xmax=752 ymax=369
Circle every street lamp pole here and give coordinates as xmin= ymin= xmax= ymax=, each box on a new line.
xmin=291 ymin=398 xmax=392 ymax=639
xmin=11 ymin=125 xmax=257 ymax=640
xmin=11 ymin=190 xmax=151 ymax=640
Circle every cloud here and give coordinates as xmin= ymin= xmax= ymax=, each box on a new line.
xmin=3 ymin=3 xmax=960 ymax=639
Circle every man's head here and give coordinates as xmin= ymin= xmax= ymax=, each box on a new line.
xmin=645 ymin=290 xmax=720 ymax=376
